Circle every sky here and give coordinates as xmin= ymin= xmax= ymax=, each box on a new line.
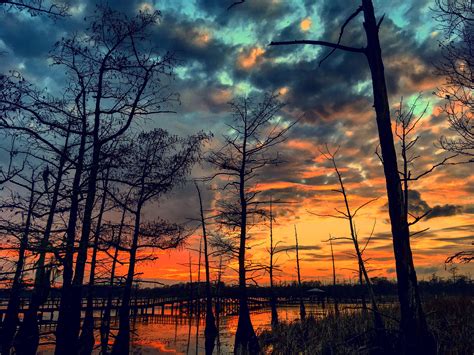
xmin=0 ymin=0 xmax=472 ymax=285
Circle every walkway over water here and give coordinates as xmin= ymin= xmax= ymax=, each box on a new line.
xmin=0 ymin=294 xmax=328 ymax=325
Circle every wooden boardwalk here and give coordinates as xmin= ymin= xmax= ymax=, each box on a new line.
xmin=0 ymin=295 xmax=312 ymax=324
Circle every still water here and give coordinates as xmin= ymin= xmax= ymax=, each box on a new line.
xmin=37 ymin=304 xmax=326 ymax=354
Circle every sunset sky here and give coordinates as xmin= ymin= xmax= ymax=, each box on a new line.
xmin=1 ymin=0 xmax=472 ymax=286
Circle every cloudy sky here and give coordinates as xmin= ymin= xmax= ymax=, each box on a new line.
xmin=1 ymin=0 xmax=472 ymax=284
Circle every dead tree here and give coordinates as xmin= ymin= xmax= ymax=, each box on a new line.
xmin=434 ymin=0 xmax=473 ymax=162
xmin=195 ymin=181 xmax=218 ymax=354
xmin=293 ymin=225 xmax=306 ymax=321
xmin=99 ymin=205 xmax=131 ymax=355
xmin=206 ymin=93 xmax=293 ymax=354
xmin=110 ymin=129 xmax=207 ymax=354
xmin=268 ymin=198 xmax=278 ymax=326
xmin=78 ymin=163 xmax=112 ymax=355
xmin=328 ymin=237 xmax=339 ymax=316
xmin=390 ymin=97 xmax=455 ymax=228
xmin=52 ymin=8 xmax=179 ymax=353
xmin=0 ymin=168 xmax=41 ymax=355
xmin=313 ymin=146 xmax=385 ymax=345
xmin=13 ymin=122 xmax=74 ymax=355
xmin=269 ymin=1 xmax=435 ymax=351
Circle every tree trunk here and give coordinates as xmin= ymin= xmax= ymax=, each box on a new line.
xmin=79 ymin=168 xmax=110 ymax=355
xmin=234 ymin=167 xmax=259 ymax=354
xmin=55 ymin=113 xmax=87 ymax=355
xmin=56 ymin=61 xmax=106 ymax=355
xmin=15 ymin=130 xmax=69 ymax=355
xmin=294 ymin=225 xmax=306 ymax=321
xmin=195 ymin=183 xmax=218 ymax=355
xmin=269 ymin=198 xmax=278 ymax=327
xmin=111 ymin=207 xmax=141 ymax=355
xmin=361 ymin=1 xmax=434 ymax=352
xmin=100 ymin=205 xmax=127 ymax=355
xmin=329 ymin=238 xmax=339 ymax=317
xmin=359 ymin=265 xmax=368 ymax=314
xmin=0 ymin=177 xmax=35 ymax=355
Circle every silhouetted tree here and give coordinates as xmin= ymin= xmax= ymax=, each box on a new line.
xmin=388 ymin=97 xmax=455 ymax=230
xmin=195 ymin=181 xmax=218 ymax=354
xmin=110 ymin=129 xmax=207 ymax=354
xmin=328 ymin=237 xmax=339 ymax=316
xmin=50 ymin=7 xmax=179 ymax=353
xmin=267 ymin=197 xmax=279 ymax=326
xmin=206 ymin=93 xmax=293 ymax=354
xmin=14 ymin=124 xmax=74 ymax=355
xmin=0 ymin=167 xmax=41 ymax=355
xmin=293 ymin=225 xmax=306 ymax=321
xmin=0 ymin=68 xmax=94 ymax=355
xmin=78 ymin=162 xmax=113 ymax=355
xmin=99 ymin=206 xmax=131 ymax=355
xmin=269 ymin=1 xmax=436 ymax=352
xmin=313 ymin=146 xmax=385 ymax=347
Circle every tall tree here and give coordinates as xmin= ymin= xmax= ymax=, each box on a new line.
xmin=314 ymin=146 xmax=385 ymax=346
xmin=195 ymin=181 xmax=218 ymax=355
xmin=99 ymin=205 xmax=131 ymax=355
xmin=110 ymin=129 xmax=207 ymax=354
xmin=0 ymin=168 xmax=40 ymax=355
xmin=267 ymin=197 xmax=278 ymax=326
xmin=269 ymin=1 xmax=435 ymax=351
xmin=78 ymin=162 xmax=113 ymax=355
xmin=293 ymin=225 xmax=306 ymax=321
xmin=0 ymin=71 xmax=85 ymax=355
xmin=328 ymin=237 xmax=339 ymax=316
xmin=51 ymin=7 xmax=179 ymax=353
xmin=207 ymin=93 xmax=293 ymax=354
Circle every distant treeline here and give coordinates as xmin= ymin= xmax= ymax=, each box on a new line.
xmin=2 ymin=277 xmax=471 ymax=301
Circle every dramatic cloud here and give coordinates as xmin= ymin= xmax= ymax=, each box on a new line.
xmin=0 ymin=0 xmax=472 ymax=283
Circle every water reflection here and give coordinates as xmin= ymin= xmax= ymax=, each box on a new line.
xmin=130 ymin=304 xmax=324 ymax=354
xmin=36 ymin=305 xmax=327 ymax=354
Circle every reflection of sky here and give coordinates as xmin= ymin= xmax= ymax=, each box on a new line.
xmin=1 ymin=0 xmax=472 ymax=284
xmin=130 ymin=305 xmax=324 ymax=354
xmin=36 ymin=306 xmax=321 ymax=354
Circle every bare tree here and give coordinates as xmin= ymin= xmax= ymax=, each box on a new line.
xmin=195 ymin=181 xmax=218 ymax=355
xmin=312 ymin=146 xmax=385 ymax=346
xmin=328 ymin=237 xmax=339 ymax=316
xmin=78 ymin=163 xmax=113 ymax=355
xmin=267 ymin=1 xmax=435 ymax=351
xmin=207 ymin=93 xmax=293 ymax=354
xmin=13 ymin=123 xmax=74 ymax=355
xmin=49 ymin=7 xmax=179 ymax=353
xmin=110 ymin=129 xmax=207 ymax=354
xmin=0 ymin=167 xmax=41 ymax=355
xmin=268 ymin=198 xmax=278 ymax=326
xmin=293 ymin=225 xmax=306 ymax=321
xmin=389 ymin=97 xmax=456 ymax=231
xmin=99 ymin=206 xmax=131 ymax=355
xmin=434 ymin=0 xmax=473 ymax=161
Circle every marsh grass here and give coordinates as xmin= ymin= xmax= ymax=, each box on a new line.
xmin=259 ymin=297 xmax=473 ymax=354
